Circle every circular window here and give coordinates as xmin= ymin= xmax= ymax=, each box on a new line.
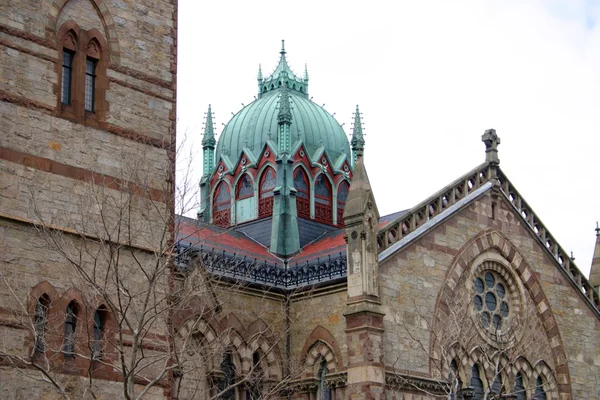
xmin=473 ymin=271 xmax=510 ymax=333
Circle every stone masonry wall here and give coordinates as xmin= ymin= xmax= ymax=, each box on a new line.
xmin=379 ymin=191 xmax=600 ymax=399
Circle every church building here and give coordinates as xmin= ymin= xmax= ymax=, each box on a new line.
xmin=1 ymin=1 xmax=599 ymax=399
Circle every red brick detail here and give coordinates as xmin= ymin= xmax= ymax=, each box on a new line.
xmin=345 ymin=312 xmax=384 ymax=330
xmin=0 ymin=147 xmax=167 ymax=203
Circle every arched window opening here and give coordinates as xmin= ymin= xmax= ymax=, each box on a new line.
xmin=236 ymin=174 xmax=254 ymax=200
xmin=213 ymin=182 xmax=231 ymax=228
xmin=218 ymin=351 xmax=236 ymax=400
xmin=34 ymin=295 xmax=50 ymax=354
xmin=61 ymin=30 xmax=77 ymax=106
xmin=259 ymin=167 xmax=276 ymax=218
xmin=471 ymin=364 xmax=484 ymax=400
xmin=84 ymin=39 xmax=100 ymax=113
xmin=63 ymin=301 xmax=78 ymax=357
xmin=337 ymin=181 xmax=349 ymax=227
xmin=449 ymin=359 xmax=462 ymax=400
xmin=514 ymin=372 xmax=526 ymax=400
xmin=247 ymin=352 xmax=264 ymax=400
xmin=92 ymin=306 xmax=107 ymax=360
xmin=294 ymin=168 xmax=310 ymax=219
xmin=491 ymin=373 xmax=503 ymax=395
xmin=314 ymin=174 xmax=332 ymax=224
xmin=316 ymin=358 xmax=331 ymax=400
xmin=534 ymin=376 xmax=547 ymax=400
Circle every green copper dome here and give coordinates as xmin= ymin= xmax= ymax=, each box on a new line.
xmin=216 ymin=42 xmax=351 ymax=162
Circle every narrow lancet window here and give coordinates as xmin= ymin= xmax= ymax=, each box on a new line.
xmin=85 ymin=58 xmax=97 ymax=112
xmin=61 ymin=50 xmax=74 ymax=105
xmin=34 ymin=295 xmax=50 ymax=354
xmin=63 ymin=301 xmax=78 ymax=357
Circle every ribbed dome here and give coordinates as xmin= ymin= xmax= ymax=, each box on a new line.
xmin=216 ymin=89 xmax=351 ymax=161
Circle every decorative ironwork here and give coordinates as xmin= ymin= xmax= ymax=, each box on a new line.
xmin=315 ymin=202 xmax=332 ymax=224
xmin=385 ymin=372 xmax=448 ymax=395
xmin=258 ymin=197 xmax=273 ymax=218
xmin=259 ymin=168 xmax=276 ymax=218
xmin=175 ymin=245 xmax=346 ymax=289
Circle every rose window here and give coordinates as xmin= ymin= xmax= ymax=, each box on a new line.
xmin=473 ymin=271 xmax=509 ymax=332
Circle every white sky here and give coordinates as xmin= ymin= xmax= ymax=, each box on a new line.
xmin=176 ymin=0 xmax=600 ymax=277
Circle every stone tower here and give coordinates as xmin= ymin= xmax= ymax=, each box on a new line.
xmin=0 ymin=0 xmax=176 ymax=397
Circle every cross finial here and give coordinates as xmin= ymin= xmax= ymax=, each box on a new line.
xmin=481 ymin=128 xmax=501 ymax=164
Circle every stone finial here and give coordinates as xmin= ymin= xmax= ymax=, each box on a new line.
xmin=304 ymin=63 xmax=309 ymax=81
xmin=590 ymin=222 xmax=600 ymax=288
xmin=257 ymin=64 xmax=262 ymax=81
xmin=481 ymin=128 xmax=501 ymax=164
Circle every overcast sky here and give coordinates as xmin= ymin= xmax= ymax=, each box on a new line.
xmin=176 ymin=0 xmax=600 ymax=277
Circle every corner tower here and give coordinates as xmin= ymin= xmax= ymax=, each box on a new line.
xmin=202 ymin=41 xmax=356 ymax=256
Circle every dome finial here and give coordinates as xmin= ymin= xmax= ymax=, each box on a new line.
xmin=202 ymin=104 xmax=216 ymax=148
xmin=304 ymin=64 xmax=309 ymax=81
xmin=257 ymin=64 xmax=262 ymax=80
xmin=280 ymin=39 xmax=286 ymax=55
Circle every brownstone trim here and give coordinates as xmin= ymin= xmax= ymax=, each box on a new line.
xmin=0 ymin=24 xmax=57 ymax=49
xmin=1 ymin=88 xmax=169 ymax=149
xmin=300 ymin=325 xmax=343 ymax=373
xmin=0 ymin=147 xmax=166 ymax=203
xmin=110 ymin=64 xmax=173 ymax=90
xmin=431 ymin=228 xmax=572 ymax=398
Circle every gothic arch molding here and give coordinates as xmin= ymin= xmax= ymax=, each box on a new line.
xmin=431 ymin=229 xmax=571 ymax=398
xmin=46 ymin=0 xmax=121 ymax=63
xmin=300 ymin=326 xmax=342 ymax=374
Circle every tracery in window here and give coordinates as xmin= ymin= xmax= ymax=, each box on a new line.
xmin=259 ymin=167 xmax=276 ymax=218
xmin=473 ymin=271 xmax=510 ymax=332
xmin=34 ymin=295 xmax=50 ymax=354
xmin=236 ymin=174 xmax=254 ymax=200
xmin=314 ymin=174 xmax=332 ymax=224
xmin=213 ymin=182 xmax=231 ymax=227
xmin=293 ymin=168 xmax=310 ymax=219
xmin=63 ymin=301 xmax=78 ymax=357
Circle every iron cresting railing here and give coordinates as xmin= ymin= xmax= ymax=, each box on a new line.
xmin=175 ymin=244 xmax=347 ymax=289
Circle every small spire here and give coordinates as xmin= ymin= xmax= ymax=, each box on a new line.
xmin=280 ymin=39 xmax=286 ymax=55
xmin=304 ymin=64 xmax=309 ymax=81
xmin=351 ymin=105 xmax=365 ymax=162
xmin=481 ymin=128 xmax=501 ymax=164
xmin=596 ymin=221 xmax=600 ymax=237
xmin=590 ymin=221 xmax=600 ymax=288
xmin=201 ymin=104 xmax=216 ymax=148
xmin=257 ymin=64 xmax=263 ymax=80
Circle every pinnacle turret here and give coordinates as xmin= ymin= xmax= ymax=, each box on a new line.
xmin=258 ymin=40 xmax=308 ymax=98
xmin=351 ymin=105 xmax=365 ymax=165
xmin=201 ymin=104 xmax=216 ymax=148
xmin=590 ymin=222 xmax=600 ymax=291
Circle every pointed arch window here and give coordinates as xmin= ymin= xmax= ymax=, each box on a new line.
xmin=449 ymin=359 xmax=462 ymax=400
xmin=92 ymin=306 xmax=107 ymax=360
xmin=84 ymin=57 xmax=97 ymax=112
xmin=62 ymin=50 xmax=75 ymax=105
xmin=63 ymin=301 xmax=78 ymax=357
xmin=337 ymin=180 xmax=349 ymax=227
xmin=236 ymin=174 xmax=254 ymax=200
xmin=247 ymin=352 xmax=264 ymax=400
xmin=514 ymin=372 xmax=526 ymax=400
xmin=259 ymin=167 xmax=276 ymax=218
xmin=534 ymin=376 xmax=547 ymax=400
xmin=491 ymin=373 xmax=503 ymax=396
xmin=218 ymin=351 xmax=236 ymax=400
xmin=294 ymin=168 xmax=310 ymax=219
xmin=34 ymin=295 xmax=50 ymax=354
xmin=316 ymin=358 xmax=331 ymax=400
xmin=471 ymin=364 xmax=484 ymax=400
xmin=213 ymin=182 xmax=231 ymax=228
xmin=314 ymin=174 xmax=332 ymax=224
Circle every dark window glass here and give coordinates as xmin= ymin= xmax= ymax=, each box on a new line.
xmin=85 ymin=58 xmax=97 ymax=112
xmin=492 ymin=314 xmax=503 ymax=330
xmin=63 ymin=301 xmax=77 ymax=357
xmin=500 ymin=301 xmax=509 ymax=317
xmin=61 ymin=50 xmax=74 ymax=105
xmin=294 ymin=169 xmax=309 ymax=198
xmin=92 ymin=307 xmax=106 ymax=360
xmin=218 ymin=352 xmax=236 ymax=400
xmin=317 ymin=359 xmax=331 ymax=400
xmin=474 ymin=295 xmax=483 ymax=311
xmin=247 ymin=352 xmax=263 ymax=400
xmin=337 ymin=182 xmax=349 ymax=204
xmin=514 ymin=372 xmax=526 ymax=400
xmin=34 ymin=296 xmax=50 ymax=354
xmin=485 ymin=292 xmax=497 ymax=311
xmin=471 ymin=365 xmax=484 ymax=399
xmin=496 ymin=283 xmax=506 ymax=298
xmin=534 ymin=376 xmax=547 ymax=400
xmin=449 ymin=359 xmax=462 ymax=400
xmin=237 ymin=174 xmax=253 ymax=199
xmin=491 ymin=373 xmax=502 ymax=394
xmin=315 ymin=174 xmax=331 ymax=204
xmin=480 ymin=311 xmax=490 ymax=328
xmin=485 ymin=271 xmax=495 ymax=288
xmin=474 ymin=277 xmax=484 ymax=293
xmin=260 ymin=168 xmax=276 ymax=198
xmin=215 ymin=183 xmax=231 ymax=211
